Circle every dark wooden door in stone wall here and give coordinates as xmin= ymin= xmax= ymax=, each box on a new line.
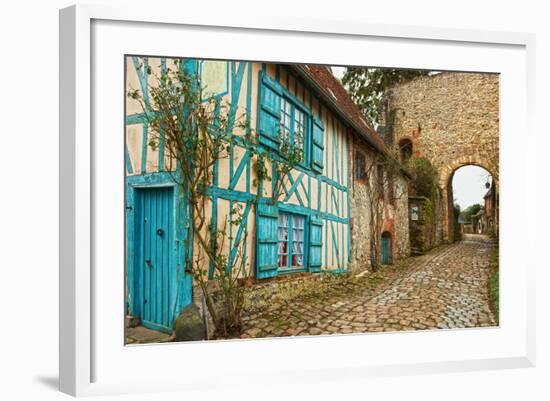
xmin=135 ymin=186 xmax=175 ymax=332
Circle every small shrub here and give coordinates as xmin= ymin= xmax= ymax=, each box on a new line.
xmin=488 ymin=248 xmax=499 ymax=323
xmin=406 ymin=157 xmax=440 ymax=199
xmin=489 ymin=270 xmax=499 ymax=324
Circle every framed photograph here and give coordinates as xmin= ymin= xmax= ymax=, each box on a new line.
xmin=59 ymin=4 xmax=536 ymax=397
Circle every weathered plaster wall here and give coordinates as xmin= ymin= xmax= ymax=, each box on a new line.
xmin=389 ymin=72 xmax=499 ymax=241
xmin=125 ymin=57 xmax=352 ymax=278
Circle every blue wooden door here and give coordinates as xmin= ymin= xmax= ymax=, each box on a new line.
xmin=136 ymin=187 xmax=175 ymax=332
xmin=381 ymin=235 xmax=391 ymax=265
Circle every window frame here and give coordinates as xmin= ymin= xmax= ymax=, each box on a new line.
xmin=354 ymin=150 xmax=367 ymax=181
xmin=276 ymin=211 xmax=309 ymax=273
xmin=399 ymin=138 xmax=413 ymax=164
xmin=278 ymin=90 xmax=311 ymax=168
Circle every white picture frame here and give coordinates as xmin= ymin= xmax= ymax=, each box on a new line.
xmin=59 ymin=4 xmax=536 ymax=397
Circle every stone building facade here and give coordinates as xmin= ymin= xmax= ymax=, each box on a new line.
xmin=348 ymin=136 xmax=410 ymax=272
xmin=125 ymin=59 xmax=356 ymax=333
xmin=387 ymin=72 xmax=499 ymax=242
xmin=125 ymin=57 xmax=412 ymax=334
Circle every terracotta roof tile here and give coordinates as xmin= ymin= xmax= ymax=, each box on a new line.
xmin=292 ymin=64 xmax=392 ymax=157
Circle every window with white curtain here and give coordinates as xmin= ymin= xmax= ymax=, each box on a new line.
xmin=279 ymin=97 xmax=306 ymax=157
xmin=277 ymin=212 xmax=305 ymax=269
xmin=280 ymin=98 xmax=292 ymax=146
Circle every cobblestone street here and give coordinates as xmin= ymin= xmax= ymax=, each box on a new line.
xmin=240 ymin=234 xmax=498 ymax=339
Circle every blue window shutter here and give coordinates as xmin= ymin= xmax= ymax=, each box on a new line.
xmin=309 ymin=214 xmax=323 ymax=272
xmin=255 ymin=202 xmax=279 ymax=279
xmin=311 ymin=116 xmax=324 ymax=173
xmin=257 ymin=72 xmax=282 ymax=150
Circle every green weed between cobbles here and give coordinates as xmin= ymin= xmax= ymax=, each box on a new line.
xmin=488 ymin=247 xmax=499 ymax=324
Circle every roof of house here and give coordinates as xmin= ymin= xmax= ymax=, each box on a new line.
xmin=290 ymin=64 xmax=395 ymax=160
xmin=472 ymin=209 xmax=485 ymax=218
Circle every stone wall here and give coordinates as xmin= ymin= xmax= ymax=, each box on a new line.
xmin=393 ymin=176 xmax=410 ymax=259
xmin=348 ymin=137 xmax=410 ymax=272
xmin=388 ymin=72 xmax=499 ymax=241
xmin=194 ymin=273 xmax=333 ymax=338
xmin=408 ymin=196 xmax=437 ymax=254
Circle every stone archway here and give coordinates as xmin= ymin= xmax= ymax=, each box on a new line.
xmin=440 ymin=155 xmax=498 ymax=242
xmin=387 ymin=72 xmax=500 ymax=244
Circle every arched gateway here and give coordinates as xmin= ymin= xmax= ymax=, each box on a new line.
xmin=441 ymin=157 xmax=498 ymax=242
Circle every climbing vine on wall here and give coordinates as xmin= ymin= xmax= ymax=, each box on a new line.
xmin=128 ymin=60 xmax=249 ymax=337
xmin=359 ymin=152 xmax=408 ymax=271
xmin=341 ymin=67 xmax=429 ymax=128
xmin=406 ymin=157 xmax=442 ymax=247
xmin=252 ymin=139 xmax=304 ymax=204
xmin=406 ymin=157 xmax=441 ymax=199
xmin=128 ymin=59 xmax=298 ymax=337
xmin=424 ymin=198 xmax=434 ymax=224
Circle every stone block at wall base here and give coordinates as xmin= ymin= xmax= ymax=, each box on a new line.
xmin=125 ymin=315 xmax=140 ymax=328
xmin=174 ymin=304 xmax=206 ymax=342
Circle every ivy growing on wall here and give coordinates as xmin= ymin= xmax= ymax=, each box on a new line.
xmin=406 ymin=157 xmax=441 ymax=199
xmin=128 ymin=59 xmax=300 ymax=337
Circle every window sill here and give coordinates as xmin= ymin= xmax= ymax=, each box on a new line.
xmin=277 ymin=266 xmax=308 ymax=275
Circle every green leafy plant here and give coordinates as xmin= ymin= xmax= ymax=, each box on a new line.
xmin=251 ymin=133 xmax=304 ymax=204
xmin=359 ymin=152 xmax=407 ymax=271
xmin=128 ymin=59 xmax=303 ymax=337
xmin=459 ymin=204 xmax=483 ymax=223
xmin=453 ymin=203 xmax=462 ymax=241
xmin=128 ymin=59 xmax=251 ymax=337
xmin=488 ymin=247 xmax=499 ymax=324
xmin=406 ymin=157 xmax=441 ymax=199
xmin=271 ymin=142 xmax=304 ymax=204
xmin=252 ymin=152 xmax=270 ymax=189
xmin=341 ymin=67 xmax=429 ymax=128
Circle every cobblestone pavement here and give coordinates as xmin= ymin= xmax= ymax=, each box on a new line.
xmin=126 ymin=325 xmax=173 ymax=344
xmin=240 ymin=234 xmax=498 ymax=338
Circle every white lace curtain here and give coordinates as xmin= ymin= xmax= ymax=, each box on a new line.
xmin=277 ymin=213 xmax=289 ymax=267
xmin=277 ymin=213 xmax=305 ymax=268
xmin=292 ymin=215 xmax=304 ymax=267
xmin=278 ymin=214 xmax=289 ymax=246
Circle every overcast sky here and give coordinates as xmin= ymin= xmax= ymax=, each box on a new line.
xmin=452 ymin=165 xmax=492 ymax=210
xmin=332 ymin=66 xmax=346 ymax=80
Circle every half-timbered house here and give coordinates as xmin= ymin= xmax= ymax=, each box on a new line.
xmin=125 ymin=58 xmax=409 ymax=332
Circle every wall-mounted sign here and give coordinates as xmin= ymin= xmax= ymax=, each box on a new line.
xmin=411 ymin=205 xmax=419 ymax=221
